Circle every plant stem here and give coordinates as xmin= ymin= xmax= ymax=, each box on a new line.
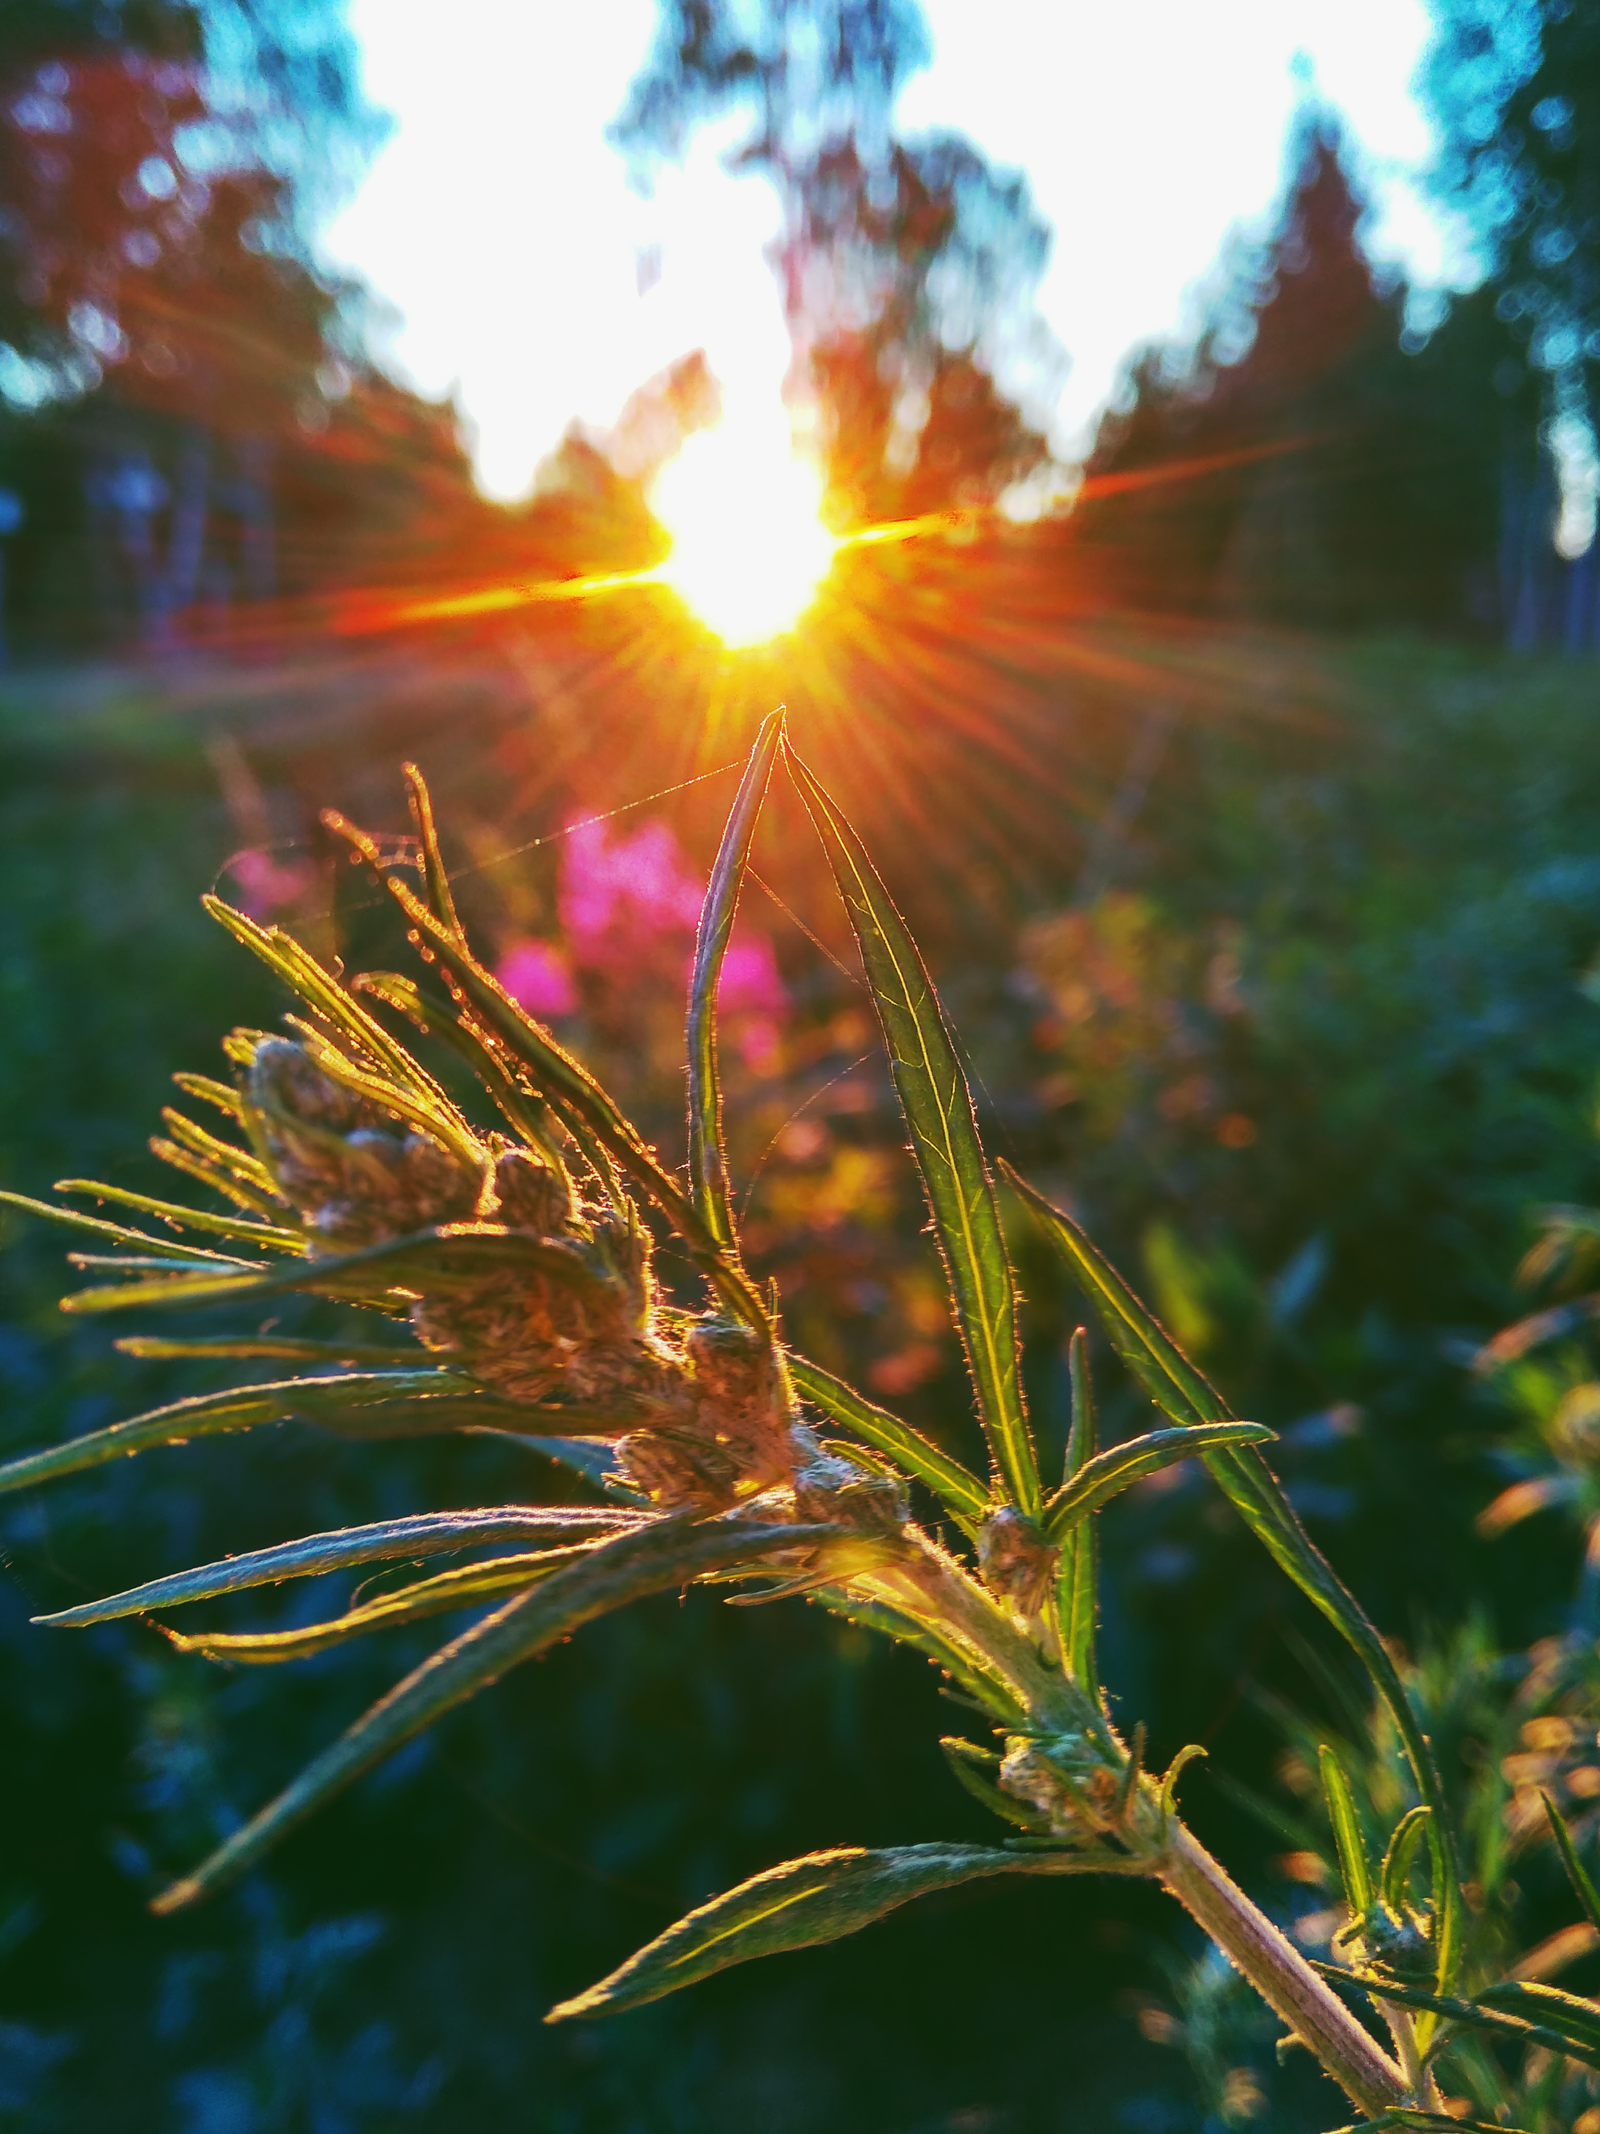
xmin=863 ymin=1526 xmax=1406 ymax=2119
xmin=1159 ymin=1821 xmax=1405 ymax=2118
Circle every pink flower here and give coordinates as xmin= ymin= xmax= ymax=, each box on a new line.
xmin=497 ymin=938 xmax=578 ymax=1018
xmin=717 ymin=934 xmax=788 ymax=1017
xmin=560 ymin=817 xmax=705 ymax=955
xmin=225 ymin=848 xmax=315 ymax=918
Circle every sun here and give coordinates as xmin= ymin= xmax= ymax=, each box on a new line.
xmin=651 ymin=413 xmax=837 ymax=647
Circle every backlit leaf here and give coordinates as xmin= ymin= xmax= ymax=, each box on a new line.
xmin=546 ymin=1841 xmax=1120 ymax=2021
xmin=1006 ymin=1161 xmax=1464 ymax=1993
xmin=688 ymin=709 xmax=783 ymax=1253
xmin=785 ymin=745 xmax=1037 ymax=1514
xmin=321 ymin=807 xmax=765 ymax=1331
xmin=1042 ymin=1421 xmax=1273 ymax=1543
xmin=151 ymin=1514 xmax=840 ymax=1911
xmin=35 ymin=1506 xmax=644 ymax=1626
xmin=1057 ymin=1330 xmax=1099 ymax=1692
xmin=0 ymin=1370 xmax=551 ymax=1495
xmin=788 ymin=1352 xmax=989 ymax=1526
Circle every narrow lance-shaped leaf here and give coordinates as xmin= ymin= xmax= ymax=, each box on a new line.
xmin=36 ymin=1506 xmax=645 ymax=1626
xmin=402 ymin=761 xmax=464 ymax=941
xmin=1544 ymin=1790 xmax=1600 ymax=1934
xmin=156 ymin=1108 xmax=279 ymax=1198
xmin=0 ymin=1370 xmax=572 ymax=1496
xmin=688 ymin=707 xmax=783 ymax=1252
xmin=0 ymin=1189 xmax=266 ymax=1268
xmin=787 ymin=1352 xmax=989 ymax=1527
xmin=816 ymin=1593 xmax=1027 ymax=1724
xmin=354 ymin=971 xmax=565 ymax=1166
xmin=785 ymin=744 xmax=1037 ymax=1514
xmin=1004 ymin=1161 xmax=1464 ymax=1997
xmin=166 ymin=1545 xmax=601 ymax=1665
xmin=321 ymin=807 xmax=766 ymax=1333
xmin=58 ymin=1222 xmax=618 ymax=1318
xmin=1315 ymin=1965 xmax=1600 ymax=2078
xmin=204 ymin=896 xmax=444 ymax=1111
xmin=151 ymin=1515 xmax=842 ymax=1913
xmin=52 ymin=1181 xmax=307 ymax=1253
xmin=115 ymin=1335 xmax=420 ymax=1365
xmin=1042 ymin=1421 xmax=1274 ymax=1544
xmin=546 ymin=1841 xmax=1138 ymax=2022
xmin=1319 ymin=1746 xmax=1374 ymax=1919
xmin=1057 ymin=1330 xmax=1099 ymax=1693
xmin=1380 ymin=1805 xmax=1431 ymax=1918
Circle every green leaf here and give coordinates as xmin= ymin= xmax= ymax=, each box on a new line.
xmin=320 ymin=808 xmax=765 ymax=1331
xmin=204 ymin=896 xmax=444 ymax=1112
xmin=150 ymin=1514 xmax=841 ymax=1912
xmin=1319 ymin=1746 xmax=1374 ymax=1919
xmin=53 ymin=1181 xmax=307 ymax=1253
xmin=35 ymin=1507 xmax=644 ymax=1626
xmin=1332 ymin=2115 xmax=1533 ymax=2134
xmin=283 ymin=1024 xmax=483 ymax=1170
xmin=785 ymin=745 xmax=1036 ymax=1513
xmin=1544 ymin=1789 xmax=1600 ymax=1935
xmin=114 ymin=1335 xmax=421 ymax=1365
xmin=815 ymin=1593 xmax=1027 ymax=1724
xmin=166 ymin=1546 xmax=598 ymax=1663
xmin=1005 ymin=1162 xmax=1465 ymax=1995
xmin=1058 ymin=1329 xmax=1099 ymax=1693
xmin=170 ymin=1071 xmax=245 ymax=1119
xmin=156 ymin=1108 xmax=278 ymax=1198
xmin=58 ymin=1222 xmax=619 ymax=1317
xmin=0 ymin=1370 xmax=546 ymax=1495
xmin=940 ymin=1738 xmax=1046 ymax=1830
xmin=147 ymin=1134 xmax=287 ymax=1219
xmin=787 ymin=1353 xmax=989 ymax=1527
xmin=1380 ymin=1805 xmax=1431 ymax=1918
xmin=354 ymin=971 xmax=564 ymax=1165
xmin=1314 ymin=1963 xmax=1600 ymax=2076
xmin=0 ymin=1189 xmax=265 ymax=1268
xmin=688 ymin=709 xmax=783 ymax=1254
xmin=546 ymin=1841 xmax=1121 ymax=2021
xmin=402 ymin=761 xmax=464 ymax=941
xmin=1042 ymin=1421 xmax=1274 ymax=1543
xmin=1476 ymin=1977 xmax=1600 ymax=2050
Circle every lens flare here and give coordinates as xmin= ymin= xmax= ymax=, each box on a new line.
xmin=651 ymin=414 xmax=837 ymax=647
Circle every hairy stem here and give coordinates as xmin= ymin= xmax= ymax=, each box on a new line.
xmin=1159 ymin=1822 xmax=1404 ymax=2116
xmin=860 ymin=1523 xmax=1405 ymax=2118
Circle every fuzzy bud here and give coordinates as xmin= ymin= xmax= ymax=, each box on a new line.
xmin=999 ymin=1731 xmax=1119 ymax=1840
xmin=249 ymin=1038 xmax=480 ymax=1249
xmin=978 ymin=1507 xmax=1059 ymax=1618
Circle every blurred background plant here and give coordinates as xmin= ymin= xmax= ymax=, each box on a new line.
xmin=5 ymin=0 xmax=1600 ymax=2128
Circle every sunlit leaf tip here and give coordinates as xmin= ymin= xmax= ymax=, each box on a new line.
xmin=688 ymin=706 xmax=784 ymax=1254
xmin=783 ymin=742 xmax=1037 ymax=1514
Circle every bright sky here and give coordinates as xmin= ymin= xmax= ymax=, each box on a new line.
xmin=321 ymin=0 xmax=1458 ymax=505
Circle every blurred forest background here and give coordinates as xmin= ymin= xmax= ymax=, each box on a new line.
xmin=4 ymin=2 xmax=1600 ymax=2130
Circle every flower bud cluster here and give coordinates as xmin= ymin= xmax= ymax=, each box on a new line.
xmin=978 ymin=1507 xmax=1060 ymax=1619
xmin=250 ymin=1037 xmax=484 ymax=1249
xmin=240 ymin=1037 xmax=838 ymax=1514
xmin=999 ymin=1729 xmax=1123 ymax=1845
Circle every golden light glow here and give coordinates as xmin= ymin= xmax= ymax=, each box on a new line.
xmin=650 ymin=413 xmax=837 ymax=647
